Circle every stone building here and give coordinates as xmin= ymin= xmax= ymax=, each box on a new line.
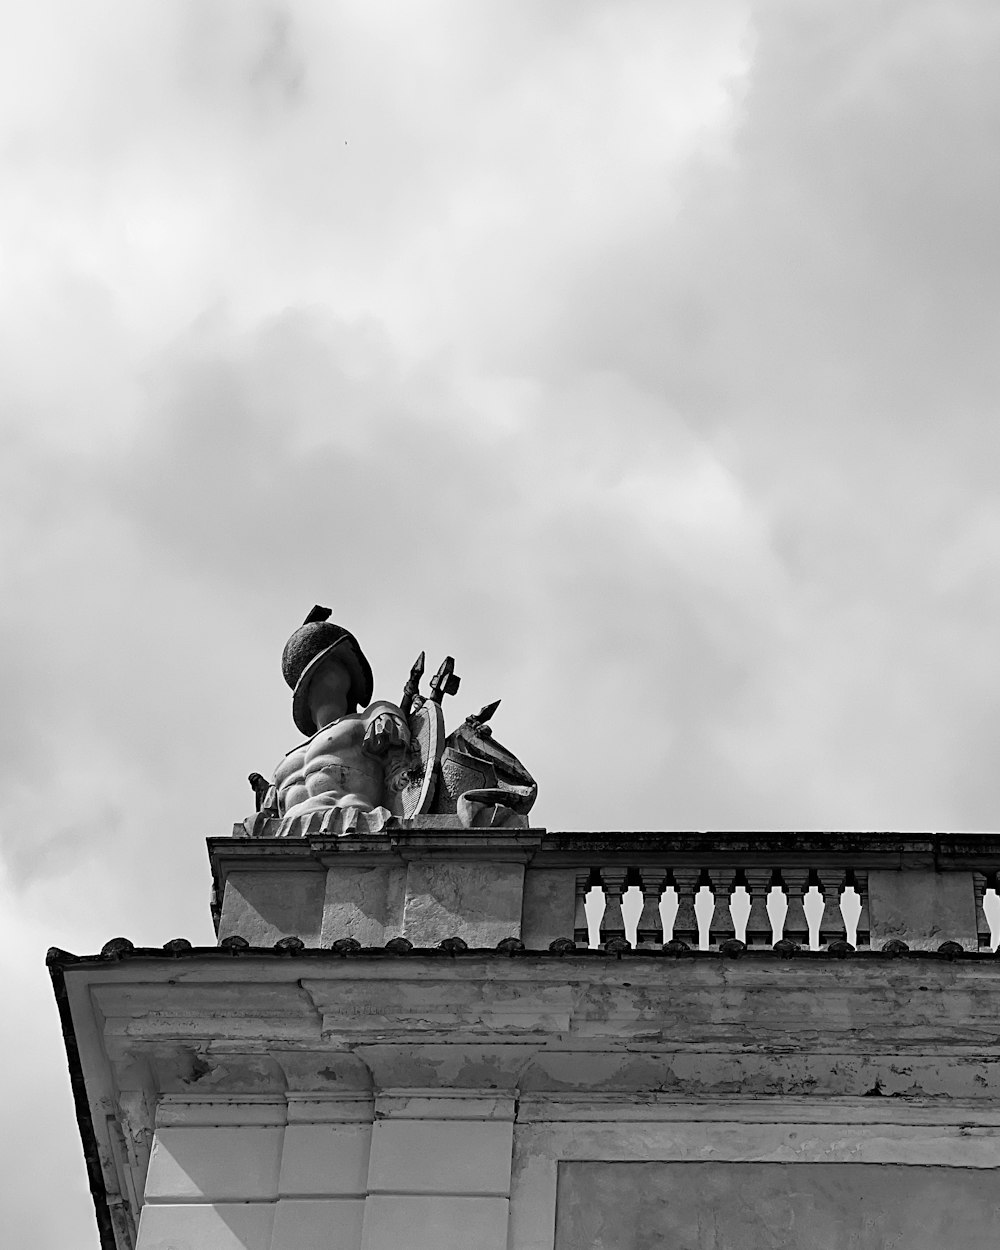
xmin=50 ymin=612 xmax=1000 ymax=1247
xmin=51 ymin=827 xmax=1000 ymax=1249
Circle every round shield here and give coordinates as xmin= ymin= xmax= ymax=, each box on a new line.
xmin=382 ymin=700 xmax=444 ymax=819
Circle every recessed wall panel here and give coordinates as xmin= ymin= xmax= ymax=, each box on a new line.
xmin=555 ymin=1162 xmax=1000 ymax=1249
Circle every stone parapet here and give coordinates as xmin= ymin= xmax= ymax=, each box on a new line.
xmin=210 ymin=828 xmax=1000 ymax=953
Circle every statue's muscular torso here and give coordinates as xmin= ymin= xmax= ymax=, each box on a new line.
xmin=272 ymin=701 xmax=407 ymax=820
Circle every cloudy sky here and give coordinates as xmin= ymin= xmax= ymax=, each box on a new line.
xmin=3 ymin=0 xmax=1000 ymax=1242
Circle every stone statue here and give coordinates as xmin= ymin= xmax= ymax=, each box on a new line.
xmin=245 ymin=606 xmax=536 ymax=837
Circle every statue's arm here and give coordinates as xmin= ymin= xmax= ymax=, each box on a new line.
xmin=248 ymin=771 xmax=280 ymax=817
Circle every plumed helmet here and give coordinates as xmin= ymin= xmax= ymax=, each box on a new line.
xmin=281 ymin=606 xmax=374 ymax=736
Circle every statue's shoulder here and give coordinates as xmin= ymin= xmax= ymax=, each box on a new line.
xmin=281 ymin=711 xmax=367 ymax=759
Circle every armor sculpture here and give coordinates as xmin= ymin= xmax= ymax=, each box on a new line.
xmin=246 ymin=606 xmax=536 ymax=837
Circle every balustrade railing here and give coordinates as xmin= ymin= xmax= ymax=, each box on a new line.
xmin=575 ymin=866 xmax=872 ymax=949
xmin=562 ymin=866 xmax=1000 ymax=951
xmin=212 ymin=829 xmax=1000 ymax=954
xmin=526 ymin=834 xmax=1000 ymax=953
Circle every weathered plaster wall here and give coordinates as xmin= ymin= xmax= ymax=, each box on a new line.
xmin=511 ymin=1107 xmax=1000 ymax=1250
xmin=554 ymin=1161 xmax=1000 ymax=1249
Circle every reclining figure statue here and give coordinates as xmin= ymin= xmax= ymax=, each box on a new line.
xmin=245 ymin=606 xmax=536 ymax=837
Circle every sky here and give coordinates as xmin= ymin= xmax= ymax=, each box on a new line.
xmin=3 ymin=0 xmax=1000 ymax=1243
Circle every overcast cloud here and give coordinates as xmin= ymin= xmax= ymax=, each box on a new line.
xmin=3 ymin=1 xmax=1000 ymax=1243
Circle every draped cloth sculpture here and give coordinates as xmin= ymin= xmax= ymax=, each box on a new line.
xmin=245 ymin=606 xmax=537 ymax=837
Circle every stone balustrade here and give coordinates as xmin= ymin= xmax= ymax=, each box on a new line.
xmin=211 ymin=828 xmax=1000 ymax=955
xmin=574 ymin=863 xmax=870 ymax=949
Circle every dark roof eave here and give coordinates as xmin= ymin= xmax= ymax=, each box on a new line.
xmin=48 ymin=960 xmax=120 ymax=1250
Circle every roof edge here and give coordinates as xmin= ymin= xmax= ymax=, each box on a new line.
xmin=48 ymin=959 xmax=120 ymax=1250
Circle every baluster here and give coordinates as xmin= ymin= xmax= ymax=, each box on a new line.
xmin=845 ymin=869 xmax=870 ymax=949
xmin=708 ymin=868 xmax=736 ymax=948
xmin=601 ymin=869 xmax=628 ymax=947
xmin=574 ymin=869 xmax=598 ymax=946
xmin=975 ymin=872 xmax=996 ymax=950
xmin=853 ymin=870 xmax=870 ymax=949
xmin=781 ymin=868 xmax=809 ymax=946
xmin=817 ymin=869 xmax=847 ymax=946
xmin=974 ymin=873 xmax=987 ymax=948
xmin=669 ymin=867 xmax=700 ymax=947
xmin=744 ymin=868 xmax=773 ymax=947
xmin=637 ymin=868 xmax=667 ymax=948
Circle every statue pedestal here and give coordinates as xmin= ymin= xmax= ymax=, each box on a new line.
xmin=212 ymin=825 xmax=546 ymax=950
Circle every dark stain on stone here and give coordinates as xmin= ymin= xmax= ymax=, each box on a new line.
xmin=318 ymin=1067 xmax=339 ymax=1081
xmin=182 ymin=1055 xmax=212 ymax=1085
xmin=864 ymin=1077 xmax=885 ymax=1096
